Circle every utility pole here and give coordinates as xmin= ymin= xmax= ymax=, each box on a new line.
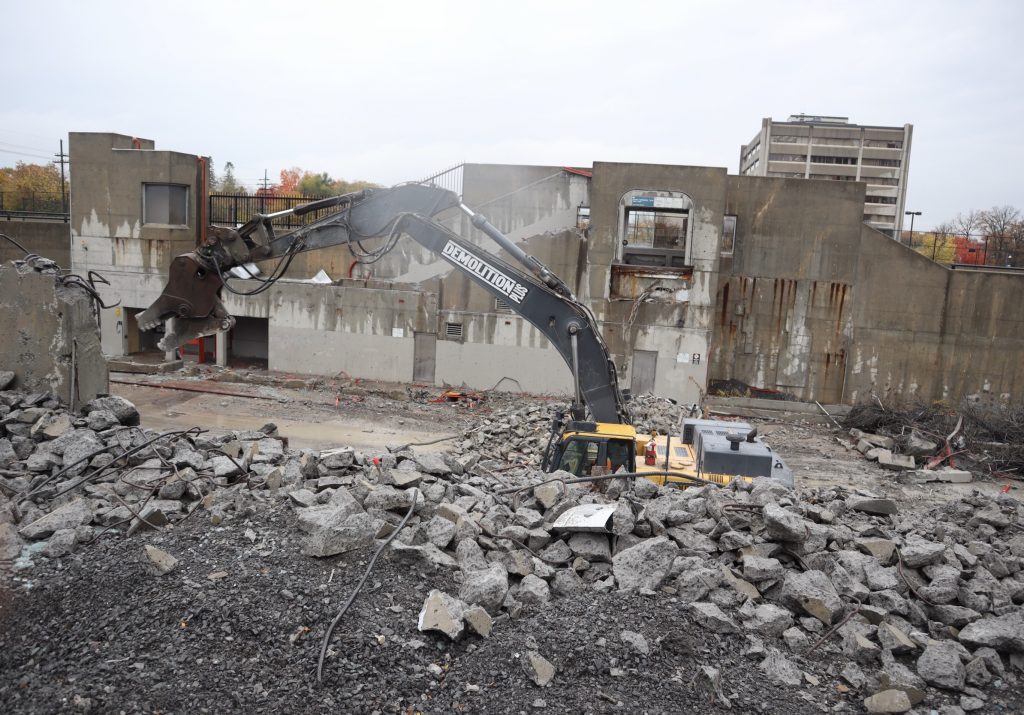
xmin=259 ymin=169 xmax=271 ymax=215
xmin=54 ymin=139 xmax=69 ymax=217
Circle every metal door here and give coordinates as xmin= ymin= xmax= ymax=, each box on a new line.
xmin=630 ymin=350 xmax=658 ymax=396
xmin=413 ymin=332 xmax=437 ymax=383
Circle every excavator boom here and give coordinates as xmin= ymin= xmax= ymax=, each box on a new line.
xmin=139 ymin=184 xmax=630 ymax=425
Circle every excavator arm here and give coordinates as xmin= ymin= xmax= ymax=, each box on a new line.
xmin=138 ymin=184 xmax=630 ymax=424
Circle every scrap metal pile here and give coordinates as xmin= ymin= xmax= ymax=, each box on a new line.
xmin=844 ymin=400 xmax=1024 ymax=480
xmin=1 ymin=383 xmax=1023 ymax=714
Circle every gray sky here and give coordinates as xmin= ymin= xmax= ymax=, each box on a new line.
xmin=3 ymin=0 xmax=1021 ymax=230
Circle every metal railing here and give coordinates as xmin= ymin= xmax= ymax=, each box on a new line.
xmin=208 ymin=193 xmax=334 ymax=229
xmin=419 ymin=162 xmax=464 ymax=197
xmin=0 ymin=191 xmax=68 ymax=221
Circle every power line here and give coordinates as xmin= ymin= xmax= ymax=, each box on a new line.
xmin=0 ymin=148 xmax=53 ymax=161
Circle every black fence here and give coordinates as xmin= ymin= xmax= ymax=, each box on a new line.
xmin=208 ymin=193 xmax=335 ymax=230
xmin=0 ymin=191 xmax=68 ymax=221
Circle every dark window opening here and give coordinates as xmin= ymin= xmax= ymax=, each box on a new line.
xmin=143 ymin=183 xmax=189 ymax=226
xmin=722 ymin=215 xmax=737 ymax=255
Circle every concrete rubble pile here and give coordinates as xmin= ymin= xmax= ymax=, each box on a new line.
xmin=3 ymin=388 xmax=1023 ymax=714
xmin=846 ymin=427 xmax=975 ymax=484
xmin=461 ymin=392 xmax=685 ymax=468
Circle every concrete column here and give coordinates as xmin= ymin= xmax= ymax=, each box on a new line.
xmin=164 ymin=317 xmax=177 ymax=361
xmin=216 ymin=330 xmax=228 ymax=367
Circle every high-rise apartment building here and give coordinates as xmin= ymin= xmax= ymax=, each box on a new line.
xmin=739 ymin=115 xmax=913 ymax=237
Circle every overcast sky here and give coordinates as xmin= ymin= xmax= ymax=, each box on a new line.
xmin=3 ymin=0 xmax=1021 ymax=230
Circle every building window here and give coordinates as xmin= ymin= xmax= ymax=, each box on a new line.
xmin=722 ymin=215 xmax=737 ymax=255
xmin=768 ymin=153 xmax=806 ymax=162
xmin=864 ymin=139 xmax=903 ymax=148
xmin=767 ymin=171 xmax=804 ymax=178
xmin=811 ymin=137 xmax=859 ymax=147
xmin=624 ymin=209 xmax=687 ymax=251
xmin=864 ymin=177 xmax=899 ymax=186
xmin=143 ymin=184 xmax=189 ymax=226
xmin=576 ymin=206 xmax=590 ymax=232
xmin=862 ymin=158 xmax=901 ymax=167
xmin=865 ymin=195 xmax=898 ymax=205
xmin=771 ymin=134 xmax=807 ymax=144
xmin=617 ymin=190 xmax=692 ymax=268
xmin=810 ymin=155 xmax=857 ymax=165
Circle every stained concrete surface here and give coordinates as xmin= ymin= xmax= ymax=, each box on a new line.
xmin=0 ymin=264 xmax=107 ymax=404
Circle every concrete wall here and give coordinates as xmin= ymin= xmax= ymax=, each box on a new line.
xmin=587 ymin=162 xmax=728 ymax=404
xmin=69 ymin=132 xmax=205 ymax=358
xmin=0 ymin=266 xmax=108 ymax=404
xmin=0 ymin=220 xmax=70 ymax=267
xmin=709 ymin=175 xmax=1024 ymax=405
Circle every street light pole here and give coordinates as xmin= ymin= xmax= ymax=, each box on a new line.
xmin=905 ymin=210 xmax=921 ymax=246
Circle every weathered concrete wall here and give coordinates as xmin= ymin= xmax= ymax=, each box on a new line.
xmin=846 ymin=228 xmax=1024 ymax=403
xmin=711 ymin=177 xmax=865 ymax=402
xmin=0 ymin=266 xmax=107 ymax=404
xmin=69 ymin=132 xmax=204 ymax=357
xmin=709 ymin=174 xmax=1024 ymax=404
xmin=0 ymin=220 xmax=70 ymax=267
xmin=587 ymin=162 xmax=728 ymax=404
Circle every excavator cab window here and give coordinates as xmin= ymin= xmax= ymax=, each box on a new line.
xmin=557 ymin=438 xmax=601 ymax=477
xmin=606 ymin=439 xmax=635 ymax=473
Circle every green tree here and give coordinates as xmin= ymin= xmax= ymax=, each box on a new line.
xmin=215 ymin=161 xmax=247 ymax=194
xmin=298 ymin=171 xmax=337 ymax=197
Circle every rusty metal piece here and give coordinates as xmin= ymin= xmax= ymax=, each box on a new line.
xmin=136 ymin=252 xmax=235 ymax=351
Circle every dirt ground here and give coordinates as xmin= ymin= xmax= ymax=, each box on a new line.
xmin=112 ymin=372 xmax=1021 ymax=511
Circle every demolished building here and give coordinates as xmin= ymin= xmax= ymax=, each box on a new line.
xmin=67 ymin=133 xmax=1024 ymax=406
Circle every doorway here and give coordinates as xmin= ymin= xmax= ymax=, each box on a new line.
xmin=630 ymin=350 xmax=658 ymax=396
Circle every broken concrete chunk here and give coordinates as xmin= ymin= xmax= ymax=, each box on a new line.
xmin=917 ymin=641 xmax=966 ymax=691
xmin=848 ymin=497 xmax=898 ymax=516
xmin=878 ymin=451 xmax=915 ymax=471
xmin=418 ymin=589 xmax=466 ymax=640
xmin=763 ymin=503 xmax=808 ymax=542
xmin=522 ymin=651 xmax=555 ymax=687
xmin=567 ymin=532 xmax=611 ymax=563
xmin=878 ymin=623 xmax=917 ymax=654
xmin=41 ymin=528 xmax=78 ymax=558
xmin=900 ymin=539 xmax=945 ymax=568
xmin=458 ymin=562 xmax=509 ymax=614
xmin=863 ymin=689 xmax=912 ymax=714
xmin=0 ymin=370 xmax=14 ymax=390
xmin=300 ymin=512 xmax=376 ymax=558
xmin=463 ymin=605 xmax=492 ymax=638
xmin=612 ymin=535 xmax=678 ymax=592
xmin=620 ymin=630 xmax=650 ymax=655
xmin=518 ymin=574 xmax=551 ymax=606
xmin=142 ymin=544 xmax=179 ymax=575
xmin=758 ymin=648 xmax=803 ymax=686
xmin=533 ymin=482 xmax=562 ymax=510
xmin=689 ymin=601 xmax=737 ymax=633
xmin=957 ymin=611 xmax=1024 ymax=654
xmin=780 ymin=569 xmax=843 ymax=625
xmin=742 ymin=555 xmax=784 ymax=582
xmin=18 ymin=499 xmax=94 ymax=540
xmin=82 ymin=395 xmax=140 ymax=426
xmin=210 ymin=455 xmax=242 ymax=479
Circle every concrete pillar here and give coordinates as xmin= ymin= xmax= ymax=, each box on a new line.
xmin=164 ymin=317 xmax=177 ymax=361
xmin=216 ymin=331 xmax=228 ymax=367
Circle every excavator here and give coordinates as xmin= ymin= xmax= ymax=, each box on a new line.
xmin=138 ymin=183 xmax=791 ymax=488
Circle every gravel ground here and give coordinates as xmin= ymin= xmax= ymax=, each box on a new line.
xmin=2 ymin=499 xmax=856 ymax=715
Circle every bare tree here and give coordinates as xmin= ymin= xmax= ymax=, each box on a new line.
xmin=979 ymin=206 xmax=1021 ymax=265
xmin=952 ymin=209 xmax=982 ymax=239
